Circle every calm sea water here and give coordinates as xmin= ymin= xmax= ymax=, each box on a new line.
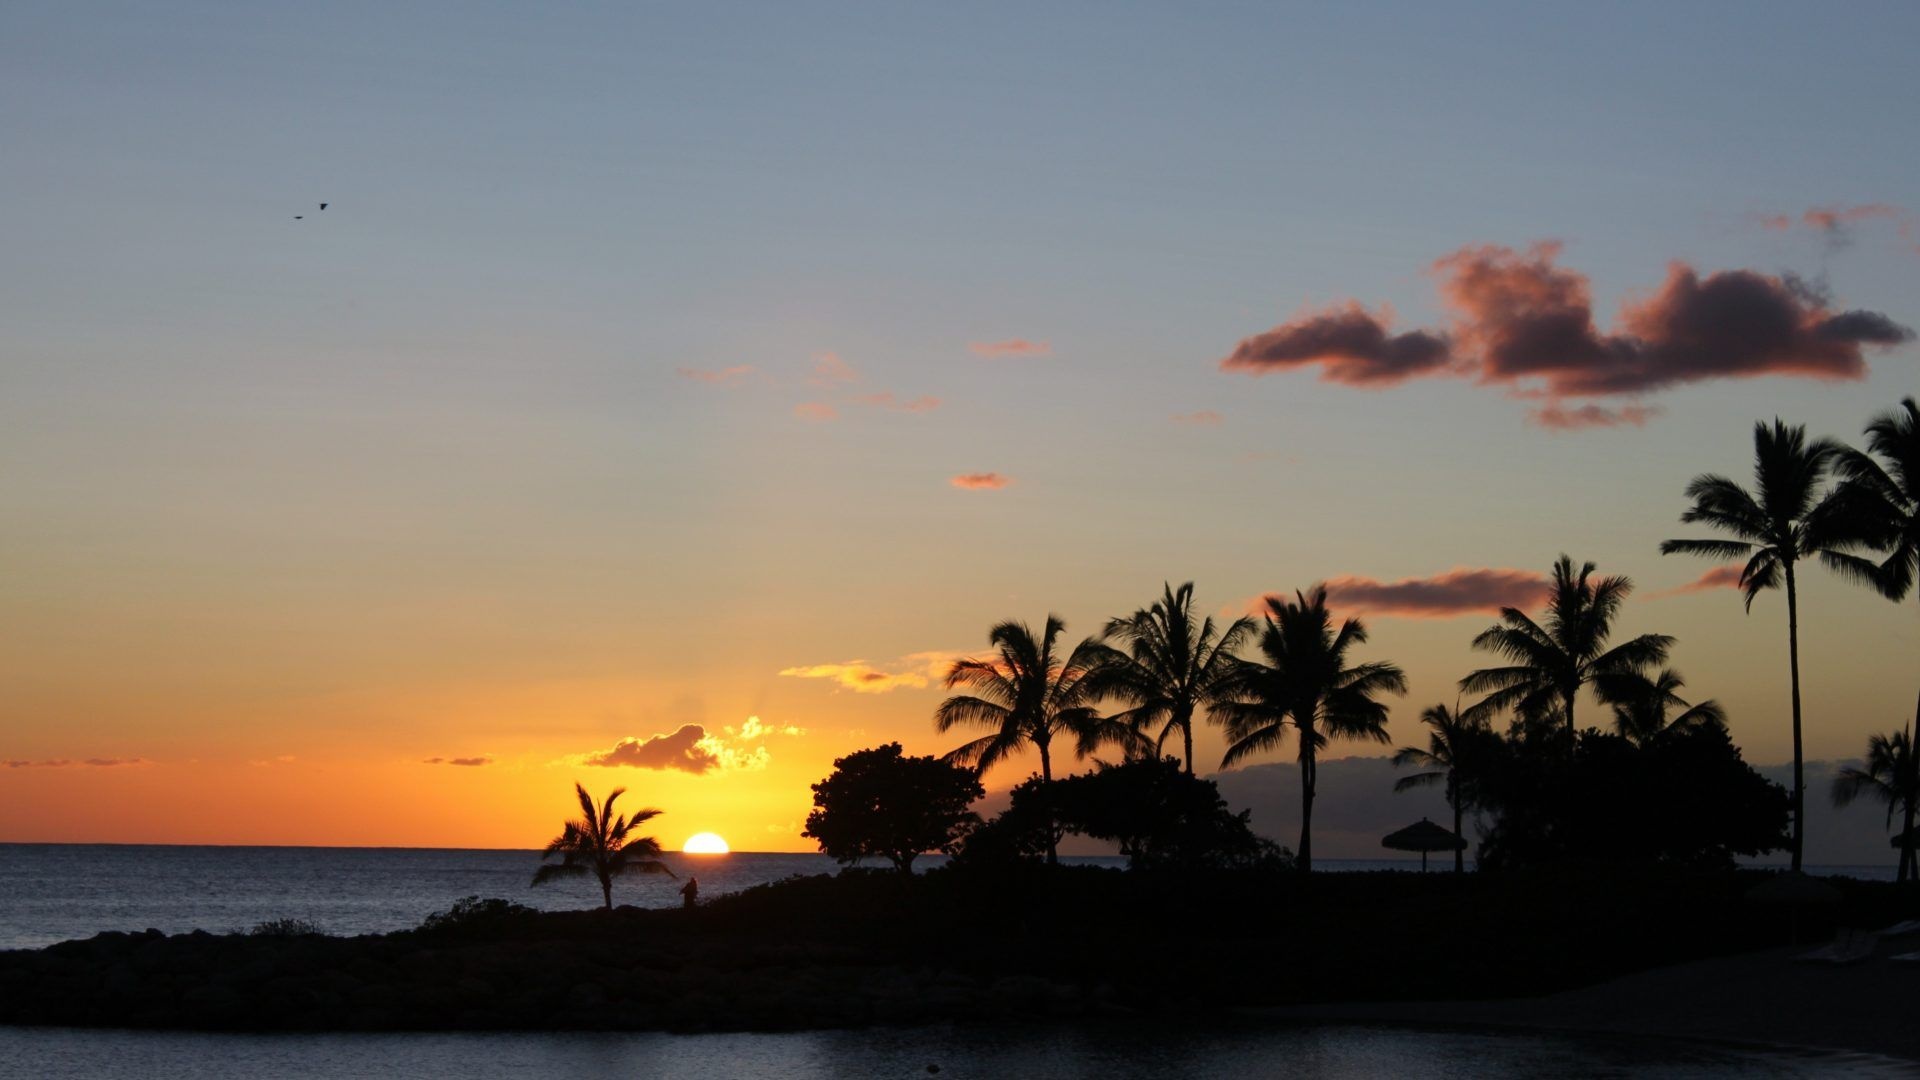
xmin=0 ymin=1020 xmax=1904 ymax=1079
xmin=0 ymin=845 xmax=1478 ymax=951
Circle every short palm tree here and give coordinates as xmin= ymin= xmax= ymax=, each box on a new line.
xmin=936 ymin=615 xmax=1127 ymax=862
xmin=1213 ymin=587 xmax=1406 ymax=872
xmin=1605 ymin=668 xmax=1727 ymax=747
xmin=1097 ymin=582 xmax=1257 ymax=776
xmin=1661 ymin=418 xmax=1848 ymax=871
xmin=1831 ymin=726 xmax=1919 ymax=883
xmin=531 ymin=783 xmax=675 ymax=910
xmin=1461 ymin=555 xmax=1672 ymax=749
xmin=1391 ymin=702 xmax=1493 ymax=872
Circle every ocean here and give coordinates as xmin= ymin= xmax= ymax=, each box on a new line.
xmin=0 ymin=844 xmax=1893 ymax=952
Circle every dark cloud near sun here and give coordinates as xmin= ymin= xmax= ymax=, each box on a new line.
xmin=581 ymin=725 xmax=719 ymax=773
xmin=423 ymin=755 xmax=493 ymax=767
xmin=1244 ymin=567 xmax=1552 ymax=620
xmin=1220 ymin=241 xmax=1912 ymax=427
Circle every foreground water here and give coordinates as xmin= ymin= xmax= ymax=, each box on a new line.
xmin=0 ymin=844 xmax=1894 ymax=952
xmin=1 ymin=1021 xmax=1904 ymax=1079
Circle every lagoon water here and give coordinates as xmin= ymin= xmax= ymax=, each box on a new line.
xmin=0 ymin=1020 xmax=1902 ymax=1079
xmin=0 ymin=844 xmax=1894 ymax=951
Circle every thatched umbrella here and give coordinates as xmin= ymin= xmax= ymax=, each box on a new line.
xmin=1381 ymin=817 xmax=1466 ymax=872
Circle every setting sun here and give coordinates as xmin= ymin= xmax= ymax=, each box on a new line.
xmin=682 ymin=832 xmax=730 ymax=854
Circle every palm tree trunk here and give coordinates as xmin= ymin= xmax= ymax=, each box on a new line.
xmin=1038 ymin=738 xmax=1058 ymax=866
xmin=600 ymin=875 xmax=613 ymax=911
xmin=1564 ymin=688 xmax=1578 ymax=754
xmin=1181 ymin=710 xmax=1196 ymax=777
xmin=1298 ymin=748 xmax=1316 ymax=874
xmin=1900 ymin=798 xmax=1916 ymax=884
xmin=1450 ymin=780 xmax=1464 ymax=874
xmin=1786 ymin=561 xmax=1805 ymax=873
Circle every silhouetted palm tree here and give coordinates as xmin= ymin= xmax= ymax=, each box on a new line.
xmin=532 ymin=783 xmax=675 ymax=910
xmin=1831 ymin=398 xmax=1920 ymax=742
xmin=1661 ymin=418 xmax=1848 ymax=871
xmin=1605 ymin=668 xmax=1727 ymax=747
xmin=1214 ymin=587 xmax=1406 ymax=872
xmin=1392 ymin=702 xmax=1492 ymax=872
xmin=1461 ymin=555 xmax=1672 ymax=750
xmin=1097 ymin=582 xmax=1257 ymax=776
xmin=936 ymin=615 xmax=1127 ymax=862
xmin=1832 ymin=726 xmax=1919 ymax=883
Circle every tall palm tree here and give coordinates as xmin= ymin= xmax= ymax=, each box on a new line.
xmin=935 ymin=615 xmax=1125 ymax=862
xmin=1391 ymin=702 xmax=1492 ymax=872
xmin=1604 ymin=668 xmax=1727 ymax=747
xmin=1830 ymin=397 xmax=1920 ymax=740
xmin=1831 ymin=725 xmax=1919 ymax=883
xmin=531 ymin=783 xmax=675 ymax=910
xmin=1097 ymin=582 xmax=1257 ymax=776
xmin=1461 ymin=555 xmax=1672 ymax=750
xmin=1213 ymin=587 xmax=1406 ymax=872
xmin=1660 ymin=418 xmax=1847 ymax=871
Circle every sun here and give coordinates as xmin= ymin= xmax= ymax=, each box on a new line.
xmin=682 ymin=832 xmax=730 ymax=854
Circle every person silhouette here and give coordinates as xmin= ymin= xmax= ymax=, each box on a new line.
xmin=680 ymin=876 xmax=699 ymax=909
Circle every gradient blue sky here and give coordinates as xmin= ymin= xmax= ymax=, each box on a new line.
xmin=3 ymin=3 xmax=1917 ymax=850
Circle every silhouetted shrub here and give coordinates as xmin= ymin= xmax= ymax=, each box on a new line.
xmin=247 ymin=917 xmax=323 ymax=937
xmin=804 ymin=743 xmax=984 ymax=873
xmin=419 ymin=895 xmax=537 ymax=934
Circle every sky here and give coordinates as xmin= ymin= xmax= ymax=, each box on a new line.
xmin=3 ymin=3 xmax=1917 ymax=859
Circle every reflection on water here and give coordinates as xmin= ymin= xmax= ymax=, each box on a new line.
xmin=1 ymin=1022 xmax=1902 ymax=1080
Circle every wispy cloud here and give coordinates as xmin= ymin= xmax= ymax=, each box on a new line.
xmin=423 ymin=755 xmax=493 ymax=767
xmin=793 ymin=401 xmax=839 ymax=422
xmin=808 ymin=351 xmax=859 ymax=386
xmin=1528 ymin=403 xmax=1663 ymax=430
xmin=1241 ymin=567 xmax=1553 ymax=620
xmin=4 ymin=757 xmax=151 ymax=769
xmin=968 ymin=339 xmax=1052 ymax=358
xmin=1759 ymin=203 xmax=1909 ymax=253
xmin=779 ymin=650 xmax=965 ymax=694
xmin=1171 ymin=410 xmax=1224 ymax=426
xmin=951 ymin=472 xmax=1012 ymax=490
xmin=676 ymin=364 xmax=756 ymax=387
xmin=1651 ymin=564 xmax=1746 ymax=599
xmin=854 ymin=392 xmax=942 ymax=413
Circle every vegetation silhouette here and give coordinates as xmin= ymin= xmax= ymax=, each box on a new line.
xmin=1460 ymin=555 xmax=1672 ymax=752
xmin=1661 ymin=419 xmax=1859 ymax=871
xmin=1211 ymin=586 xmax=1406 ymax=872
xmin=1606 ymin=668 xmax=1727 ymax=747
xmin=935 ymin=615 xmax=1134 ymax=863
xmin=1831 ymin=725 xmax=1919 ymax=883
xmin=531 ymin=783 xmax=674 ymax=910
xmin=803 ymin=742 xmax=983 ymax=874
xmin=1391 ymin=703 xmax=1495 ymax=872
xmin=1095 ymin=581 xmax=1256 ymax=776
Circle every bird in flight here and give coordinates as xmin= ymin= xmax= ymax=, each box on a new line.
xmin=319 ymin=202 xmax=328 ymax=211
xmin=295 ymin=202 xmax=328 ymax=220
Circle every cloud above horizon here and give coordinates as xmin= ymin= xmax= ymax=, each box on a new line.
xmin=780 ymin=650 xmax=965 ymax=694
xmin=676 ymin=364 xmax=756 ymax=387
xmin=578 ymin=718 xmax=799 ymax=774
xmin=854 ymin=392 xmax=942 ymax=413
xmin=968 ymin=339 xmax=1052 ymax=358
xmin=1759 ymin=203 xmax=1912 ymax=253
xmin=3 ymin=757 xmax=151 ymax=769
xmin=1651 ymin=563 xmax=1747 ymax=599
xmin=423 ymin=755 xmax=492 ymax=766
xmin=951 ymin=472 xmax=1012 ymax=490
xmin=1220 ymin=241 xmax=1912 ymax=426
xmin=1242 ymin=567 xmax=1551 ymax=619
xmin=793 ymin=401 xmax=838 ymax=423
xmin=1171 ymin=409 xmax=1225 ymax=426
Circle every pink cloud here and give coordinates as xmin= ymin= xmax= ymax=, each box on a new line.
xmin=1528 ymin=403 xmax=1664 ymax=430
xmin=969 ymin=339 xmax=1052 ymax=358
xmin=1651 ymin=564 xmax=1746 ymax=599
xmin=793 ymin=402 xmax=839 ymax=422
xmin=1171 ymin=410 xmax=1224 ymax=426
xmin=1246 ymin=567 xmax=1553 ymax=620
xmin=1220 ymin=302 xmax=1452 ymax=386
xmin=4 ymin=757 xmax=151 ymax=769
xmin=423 ymin=756 xmax=493 ymax=766
xmin=676 ymin=364 xmax=756 ymax=386
xmin=809 ymin=351 xmax=859 ymax=386
xmin=951 ymin=472 xmax=1012 ymax=490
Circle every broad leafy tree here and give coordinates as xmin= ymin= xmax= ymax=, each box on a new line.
xmin=803 ymin=743 xmax=985 ymax=874
xmin=1213 ymin=586 xmax=1406 ymax=872
xmin=531 ymin=783 xmax=674 ymax=910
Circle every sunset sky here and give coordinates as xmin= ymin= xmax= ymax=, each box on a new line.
xmin=4 ymin=4 xmax=1917 ymax=855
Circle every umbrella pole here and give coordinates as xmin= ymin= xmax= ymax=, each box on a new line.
xmin=1421 ymin=850 xmax=1428 ymax=873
